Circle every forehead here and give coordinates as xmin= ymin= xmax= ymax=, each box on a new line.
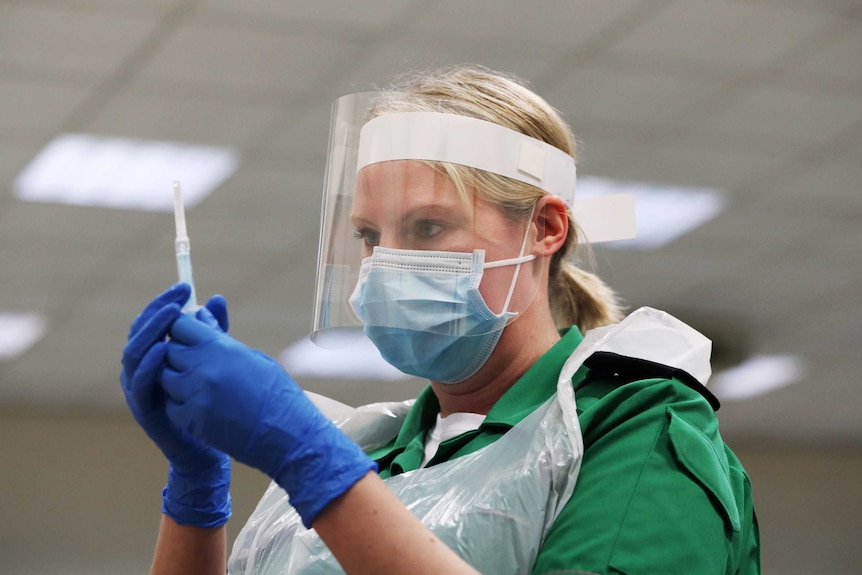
xmin=352 ymin=160 xmax=466 ymax=216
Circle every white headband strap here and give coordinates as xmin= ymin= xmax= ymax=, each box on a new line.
xmin=355 ymin=111 xmax=637 ymax=244
xmin=356 ymin=111 xmax=577 ymax=206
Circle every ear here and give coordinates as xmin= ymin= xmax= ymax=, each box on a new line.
xmin=531 ymin=195 xmax=569 ymax=257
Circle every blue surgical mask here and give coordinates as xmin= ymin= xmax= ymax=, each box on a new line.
xmin=349 ymin=247 xmax=535 ymax=383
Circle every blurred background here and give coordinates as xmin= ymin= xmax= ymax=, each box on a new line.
xmin=1 ymin=1 xmax=860 ymax=573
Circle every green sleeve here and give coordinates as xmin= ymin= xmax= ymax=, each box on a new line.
xmin=531 ymin=376 xmax=759 ymax=575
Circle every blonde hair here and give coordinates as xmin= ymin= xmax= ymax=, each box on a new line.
xmin=373 ymin=65 xmax=624 ymax=332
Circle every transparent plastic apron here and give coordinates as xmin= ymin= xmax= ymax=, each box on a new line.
xmin=228 ymin=307 xmax=711 ymax=575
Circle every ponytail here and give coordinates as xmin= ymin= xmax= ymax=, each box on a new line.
xmin=549 ymin=219 xmax=625 ymax=333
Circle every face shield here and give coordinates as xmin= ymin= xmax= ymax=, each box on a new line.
xmin=311 ymin=92 xmax=634 ymax=380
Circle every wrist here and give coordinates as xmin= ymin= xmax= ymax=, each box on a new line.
xmin=162 ymin=458 xmax=232 ymax=528
xmin=275 ymin=426 xmax=377 ymax=528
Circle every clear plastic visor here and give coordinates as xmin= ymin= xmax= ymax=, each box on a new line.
xmin=311 ymin=93 xmax=552 ymax=348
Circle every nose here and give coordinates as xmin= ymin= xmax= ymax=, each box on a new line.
xmin=358 ymin=228 xmax=403 ymax=258
xmin=377 ymin=235 xmax=402 ymax=250
xmin=375 ymin=225 xmax=407 ymax=250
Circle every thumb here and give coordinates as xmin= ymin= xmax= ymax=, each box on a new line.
xmin=204 ymin=294 xmax=229 ymax=332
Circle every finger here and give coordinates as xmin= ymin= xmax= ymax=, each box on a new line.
xmin=122 ymin=303 xmax=182 ymax=375
xmin=129 ymin=283 xmax=191 ymax=337
xmin=163 ymin=383 xmax=197 ymax=437
xmin=127 ymin=341 xmax=168 ymax=412
xmin=204 ymin=294 xmax=229 ymax=332
xmin=169 ymin=312 xmax=218 ymax=345
xmin=160 ymin=361 xmax=193 ymax=404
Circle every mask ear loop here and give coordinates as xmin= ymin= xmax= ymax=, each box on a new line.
xmin=485 ymin=203 xmax=537 ymax=316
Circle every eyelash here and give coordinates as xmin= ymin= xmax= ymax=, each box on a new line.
xmin=416 ymin=221 xmax=444 ymax=239
xmin=352 ymin=228 xmax=380 ymax=247
xmin=352 ymin=221 xmax=445 ymax=247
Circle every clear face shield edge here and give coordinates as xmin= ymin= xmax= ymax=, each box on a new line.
xmin=310 ymin=92 xmax=636 ymax=381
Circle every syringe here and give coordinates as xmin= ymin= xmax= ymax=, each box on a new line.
xmin=173 ymin=180 xmax=198 ymax=312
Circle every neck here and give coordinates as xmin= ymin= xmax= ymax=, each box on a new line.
xmin=431 ymin=303 xmax=561 ymax=417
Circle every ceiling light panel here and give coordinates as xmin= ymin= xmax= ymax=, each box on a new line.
xmin=13 ymin=134 xmax=239 ymax=211
xmin=0 ymin=312 xmax=48 ymax=361
xmin=710 ymin=354 xmax=805 ymax=400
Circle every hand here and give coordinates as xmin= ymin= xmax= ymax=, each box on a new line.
xmin=161 ymin=314 xmax=377 ymax=527
xmin=120 ymin=283 xmax=232 ymax=528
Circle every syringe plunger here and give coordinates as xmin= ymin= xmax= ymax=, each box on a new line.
xmin=172 ymin=181 xmax=198 ymax=311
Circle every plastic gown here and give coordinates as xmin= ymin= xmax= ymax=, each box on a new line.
xmin=227 ymin=307 xmax=712 ymax=575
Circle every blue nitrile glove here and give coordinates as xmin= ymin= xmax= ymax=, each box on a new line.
xmin=160 ymin=313 xmax=377 ymax=527
xmin=120 ymin=283 xmax=232 ymax=528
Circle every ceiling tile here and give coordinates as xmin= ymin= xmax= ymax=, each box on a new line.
xmin=717 ymin=0 xmax=862 ymax=15
xmin=666 ymin=201 xmax=831 ymax=261
xmin=567 ymin=129 xmax=641 ymax=178
xmin=783 ymin=25 xmax=862 ymax=92
xmin=223 ymin=270 xmax=319 ymax=355
xmin=196 ymin=160 xmax=322 ymax=216
xmin=607 ymin=0 xmax=838 ymax=73
xmin=795 ymin=24 xmax=862 ymax=80
xmin=101 ymin=236 xmax=196 ymax=301
xmin=84 ymin=90 xmax=277 ymax=146
xmin=668 ymin=243 xmax=858 ymax=324
xmin=248 ymin=101 xmax=333 ymax=164
xmin=543 ymin=63 xmax=725 ymax=130
xmin=0 ymin=78 xmax=92 ymax=136
xmin=618 ymin=130 xmax=792 ymax=192
xmin=7 ymin=0 xmax=179 ymax=17
xmin=693 ymin=86 xmax=862 ymax=151
xmin=413 ymin=0 xmax=645 ymax=53
xmin=189 ymin=162 xmax=323 ymax=252
xmin=0 ymin=201 xmax=162 ymax=245
xmin=0 ymin=327 xmax=121 ymax=406
xmin=134 ymin=18 xmax=360 ymax=98
xmin=598 ymin=204 xmax=844 ymax=324
xmin=0 ymin=4 xmax=161 ymax=80
xmin=740 ymin=145 xmax=862 ymax=216
xmin=565 ymin=119 xmax=674 ymax=174
xmin=197 ymin=0 xmax=422 ymax=30
xmin=592 ymin=246 xmax=755 ymax=311
xmin=713 ymin=368 xmax=860 ymax=444
xmin=779 ymin=292 xmax=862 ymax=358
xmin=0 ymin=206 xmax=145 ymax=311
xmin=332 ymin=36 xmax=559 ymax=96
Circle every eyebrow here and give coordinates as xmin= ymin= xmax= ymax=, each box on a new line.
xmin=351 ymin=203 xmax=467 ymax=227
xmin=349 ymin=215 xmax=376 ymax=229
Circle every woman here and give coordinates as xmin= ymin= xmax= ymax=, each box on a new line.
xmin=121 ymin=66 xmax=759 ymax=574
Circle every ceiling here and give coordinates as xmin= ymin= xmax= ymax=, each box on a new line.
xmin=0 ymin=0 xmax=860 ymax=448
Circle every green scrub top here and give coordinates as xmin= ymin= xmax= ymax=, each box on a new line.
xmin=367 ymin=327 xmax=760 ymax=575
